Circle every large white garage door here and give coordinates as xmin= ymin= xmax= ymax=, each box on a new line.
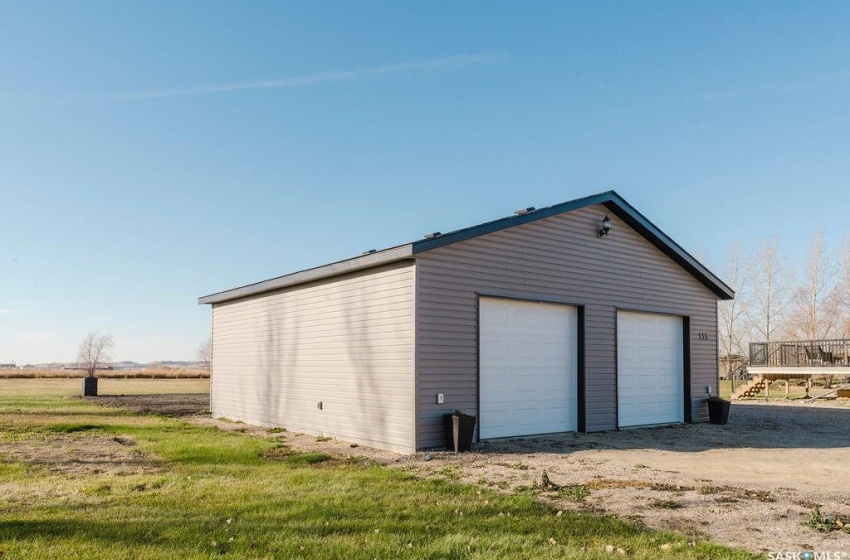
xmin=479 ymin=298 xmax=577 ymax=439
xmin=617 ymin=311 xmax=684 ymax=427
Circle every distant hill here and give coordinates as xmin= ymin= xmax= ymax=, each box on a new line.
xmin=20 ymin=361 xmax=206 ymax=370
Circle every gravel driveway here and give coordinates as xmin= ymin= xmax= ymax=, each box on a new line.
xmin=397 ymin=401 xmax=850 ymax=555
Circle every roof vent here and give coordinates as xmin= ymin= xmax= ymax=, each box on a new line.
xmin=361 ymin=249 xmax=377 ymax=255
xmin=514 ymin=207 xmax=536 ymax=216
xmin=424 ymin=232 xmax=442 ymax=239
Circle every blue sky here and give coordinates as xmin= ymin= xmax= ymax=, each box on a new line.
xmin=2 ymin=1 xmax=850 ymax=363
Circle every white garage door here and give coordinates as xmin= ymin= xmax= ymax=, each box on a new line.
xmin=479 ymin=298 xmax=577 ymax=439
xmin=617 ymin=311 xmax=684 ymax=427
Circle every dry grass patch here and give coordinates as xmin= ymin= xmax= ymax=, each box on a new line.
xmin=648 ymin=499 xmax=684 ymax=510
xmin=586 ymin=478 xmax=693 ymax=492
xmin=0 ymin=432 xmax=162 ymax=475
xmin=0 ymin=368 xmax=208 ymax=380
xmin=0 ymin=378 xmax=209 ymax=397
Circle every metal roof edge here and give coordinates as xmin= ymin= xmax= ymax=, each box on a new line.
xmin=600 ymin=195 xmax=735 ymax=300
xmin=410 ymin=189 xmax=734 ymax=300
xmin=198 ymin=244 xmax=414 ymax=305
xmin=411 ymin=191 xmax=616 ymax=253
xmin=198 ymin=189 xmax=734 ymax=306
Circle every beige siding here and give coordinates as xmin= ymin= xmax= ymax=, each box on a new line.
xmin=415 ymin=204 xmax=719 ymax=448
xmin=212 ymin=262 xmax=416 ymax=453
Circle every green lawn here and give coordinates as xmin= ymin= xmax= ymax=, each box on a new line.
xmin=0 ymin=380 xmax=754 ymax=559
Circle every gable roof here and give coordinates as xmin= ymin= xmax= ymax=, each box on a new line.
xmin=198 ymin=190 xmax=734 ymax=304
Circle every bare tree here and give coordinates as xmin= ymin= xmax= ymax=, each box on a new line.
xmin=717 ymin=243 xmax=752 ymax=375
xmin=77 ymin=332 xmax=115 ymax=378
xmin=197 ymin=336 xmax=212 ymax=373
xmin=789 ymin=230 xmax=839 ymax=340
xmin=789 ymin=231 xmax=841 ymax=389
xmin=749 ymin=236 xmax=792 ymax=344
xmin=836 ymin=235 xmax=850 ymax=337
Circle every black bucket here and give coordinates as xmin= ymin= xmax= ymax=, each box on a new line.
xmin=444 ymin=412 xmax=476 ymax=452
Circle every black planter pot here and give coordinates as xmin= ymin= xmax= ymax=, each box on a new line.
xmin=707 ymin=398 xmax=730 ymax=425
xmin=444 ymin=412 xmax=476 ymax=452
xmin=82 ymin=377 xmax=98 ymax=397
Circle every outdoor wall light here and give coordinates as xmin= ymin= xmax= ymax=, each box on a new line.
xmin=597 ymin=214 xmax=612 ymax=238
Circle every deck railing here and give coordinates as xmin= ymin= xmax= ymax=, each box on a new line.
xmin=749 ymin=339 xmax=850 ymax=367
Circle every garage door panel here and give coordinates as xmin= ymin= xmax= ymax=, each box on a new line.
xmin=545 ymin=312 xmax=569 ymax=329
xmin=540 ymin=406 xmax=568 ymax=423
xmin=486 ymin=409 xmax=511 ymax=430
xmin=482 ymin=306 xmax=509 ymax=324
xmin=481 ymin=342 xmax=507 ymax=358
xmin=485 ymin=374 xmax=511 ymax=396
xmin=617 ymin=311 xmax=683 ymax=428
xmin=516 ymin=310 xmax=540 ymax=325
xmin=541 ymin=375 xmax=567 ymax=392
xmin=544 ymin=342 xmax=570 ymax=359
xmin=516 ymin=341 xmax=543 ymax=359
xmin=480 ymin=298 xmax=577 ymax=439
xmin=637 ymin=347 xmax=653 ymax=361
xmin=515 ymin=407 xmax=540 ymax=423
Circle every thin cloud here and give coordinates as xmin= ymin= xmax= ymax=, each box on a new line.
xmin=699 ymin=71 xmax=850 ymax=101
xmin=0 ymin=309 xmax=29 ymax=315
xmin=115 ymin=53 xmax=502 ymax=100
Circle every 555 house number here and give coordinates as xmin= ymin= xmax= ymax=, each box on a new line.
xmin=697 ymin=332 xmax=709 ymax=340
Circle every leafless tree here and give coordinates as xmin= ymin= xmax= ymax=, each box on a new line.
xmin=749 ymin=236 xmax=792 ymax=344
xmin=789 ymin=230 xmax=839 ymax=341
xmin=77 ymin=332 xmax=115 ymax=378
xmin=197 ymin=336 xmax=212 ymax=373
xmin=717 ymin=243 xmax=752 ymax=375
xmin=836 ymin=235 xmax=850 ymax=337
xmin=789 ymin=231 xmax=841 ymax=388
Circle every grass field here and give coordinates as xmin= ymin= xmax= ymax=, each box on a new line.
xmin=0 ymin=368 xmax=209 ymax=379
xmin=1 ymin=377 xmax=210 ymax=396
xmin=0 ymin=380 xmax=754 ymax=559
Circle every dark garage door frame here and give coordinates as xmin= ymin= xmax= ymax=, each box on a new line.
xmin=614 ymin=308 xmax=691 ymax=429
xmin=475 ymin=293 xmax=587 ymax=441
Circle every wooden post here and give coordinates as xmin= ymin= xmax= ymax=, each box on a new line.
xmin=766 ymin=379 xmax=770 ymax=399
xmin=806 ymin=377 xmax=811 ymax=398
xmin=785 ymin=380 xmax=790 ymax=398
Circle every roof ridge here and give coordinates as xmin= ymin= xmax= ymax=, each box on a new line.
xmin=199 ymin=189 xmax=734 ymax=304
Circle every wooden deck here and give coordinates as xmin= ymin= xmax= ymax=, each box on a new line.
xmin=749 ymin=339 xmax=850 ymax=369
xmin=732 ymin=339 xmax=850 ymax=399
xmin=747 ymin=366 xmax=850 ymax=378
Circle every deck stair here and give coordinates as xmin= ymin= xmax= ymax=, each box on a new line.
xmin=731 ymin=375 xmax=767 ymax=400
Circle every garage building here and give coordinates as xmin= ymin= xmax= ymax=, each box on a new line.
xmin=199 ymin=191 xmax=734 ymax=453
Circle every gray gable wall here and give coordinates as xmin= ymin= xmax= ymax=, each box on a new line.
xmin=414 ymin=203 xmax=719 ymax=448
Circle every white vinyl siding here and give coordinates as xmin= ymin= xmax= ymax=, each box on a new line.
xmin=211 ymin=262 xmax=415 ymax=453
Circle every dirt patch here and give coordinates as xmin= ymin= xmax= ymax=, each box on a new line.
xmin=0 ymin=433 xmax=162 ymax=475
xmin=269 ymin=401 xmax=850 ymax=553
xmin=392 ymin=401 xmax=850 ymax=554
xmin=86 ymin=393 xmax=210 ymax=417
xmin=95 ymin=395 xmax=850 ymax=554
